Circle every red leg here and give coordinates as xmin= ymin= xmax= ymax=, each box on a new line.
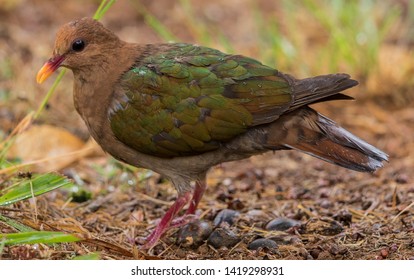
xmin=142 ymin=191 xmax=191 ymax=249
xmin=142 ymin=178 xmax=207 ymax=249
xmin=169 ymin=179 xmax=207 ymax=227
xmin=186 ymin=179 xmax=206 ymax=215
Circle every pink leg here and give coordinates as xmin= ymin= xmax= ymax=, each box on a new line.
xmin=169 ymin=179 xmax=207 ymax=227
xmin=142 ymin=191 xmax=191 ymax=249
xmin=186 ymin=180 xmax=207 ymax=215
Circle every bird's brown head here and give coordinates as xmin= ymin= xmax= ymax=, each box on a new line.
xmin=36 ymin=17 xmax=120 ymax=83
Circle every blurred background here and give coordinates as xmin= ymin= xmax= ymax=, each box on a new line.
xmin=1 ymin=0 xmax=412 ymax=161
xmin=0 ymin=0 xmax=413 ymax=259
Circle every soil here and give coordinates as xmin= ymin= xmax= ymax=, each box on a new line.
xmin=0 ymin=0 xmax=413 ymax=260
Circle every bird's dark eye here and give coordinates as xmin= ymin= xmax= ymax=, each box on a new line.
xmin=71 ymin=39 xmax=85 ymax=52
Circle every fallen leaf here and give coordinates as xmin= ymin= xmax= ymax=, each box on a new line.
xmin=8 ymin=124 xmax=93 ymax=172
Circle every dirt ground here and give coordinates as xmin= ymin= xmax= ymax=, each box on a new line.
xmin=0 ymin=0 xmax=413 ymax=260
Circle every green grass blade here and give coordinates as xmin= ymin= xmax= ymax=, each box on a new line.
xmin=0 ymin=231 xmax=81 ymax=245
xmin=0 ymin=214 xmax=35 ymax=232
xmin=72 ymin=253 xmax=101 ymax=260
xmin=129 ymin=0 xmax=177 ymax=42
xmin=34 ymin=69 xmax=66 ymax=119
xmin=0 ymin=173 xmax=73 ymax=206
xmin=94 ymin=0 xmax=116 ymax=20
xmin=0 ymin=136 xmax=15 ymax=162
xmin=93 ymin=0 xmax=108 ymax=19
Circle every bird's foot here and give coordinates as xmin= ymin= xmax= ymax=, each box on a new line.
xmin=170 ymin=214 xmax=198 ymax=228
xmin=140 ymin=192 xmax=191 ymax=250
xmin=140 ymin=179 xmax=207 ymax=249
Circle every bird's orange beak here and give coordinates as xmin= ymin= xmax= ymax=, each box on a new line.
xmin=36 ymin=55 xmax=65 ymax=84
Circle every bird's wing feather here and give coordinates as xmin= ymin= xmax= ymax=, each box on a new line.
xmin=109 ymin=43 xmax=293 ymax=157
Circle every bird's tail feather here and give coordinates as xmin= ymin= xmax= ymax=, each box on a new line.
xmin=288 ymin=73 xmax=358 ymax=111
xmin=266 ymin=107 xmax=388 ymax=172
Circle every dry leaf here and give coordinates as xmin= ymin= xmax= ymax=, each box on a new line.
xmin=8 ymin=124 xmax=92 ymax=172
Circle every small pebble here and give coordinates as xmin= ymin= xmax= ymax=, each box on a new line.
xmin=222 ymin=178 xmax=232 ymax=186
xmin=328 ymin=243 xmax=347 ymax=255
xmin=174 ymin=248 xmax=187 ymax=258
xmin=269 ymin=232 xmax=302 ymax=245
xmin=390 ymin=244 xmax=398 ymax=252
xmin=361 ymin=199 xmax=372 ymax=210
xmin=333 ymin=209 xmax=353 ymax=226
xmin=216 ymin=192 xmax=232 ymax=202
xmin=207 ymin=228 xmax=240 ymax=249
xmin=248 ymin=238 xmax=278 ymax=250
xmin=245 ymin=209 xmax=270 ymax=222
xmin=310 ymin=248 xmax=321 ymax=259
xmin=227 ymin=198 xmax=245 ymax=210
xmin=213 ymin=209 xmax=240 ymax=227
xmin=320 ymin=200 xmax=332 ymax=209
xmin=176 ymin=220 xmax=212 ymax=248
xmin=380 ymin=248 xmax=389 ymax=258
xmin=372 ymin=223 xmax=381 ymax=231
xmin=395 ymin=174 xmax=408 ymax=184
xmin=266 ymin=217 xmax=301 ymax=231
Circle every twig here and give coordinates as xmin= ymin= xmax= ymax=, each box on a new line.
xmin=392 ymin=201 xmax=414 ymax=222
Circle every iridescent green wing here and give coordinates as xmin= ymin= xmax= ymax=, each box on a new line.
xmin=109 ymin=43 xmax=293 ymax=157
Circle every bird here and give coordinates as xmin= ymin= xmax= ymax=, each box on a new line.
xmin=37 ymin=17 xmax=388 ymax=249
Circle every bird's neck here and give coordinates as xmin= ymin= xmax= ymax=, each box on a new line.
xmin=72 ymin=42 xmax=143 ymax=139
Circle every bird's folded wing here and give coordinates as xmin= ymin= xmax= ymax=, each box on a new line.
xmin=109 ymin=43 xmax=293 ymax=157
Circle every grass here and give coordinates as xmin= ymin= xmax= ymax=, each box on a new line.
xmin=0 ymin=231 xmax=80 ymax=246
xmin=302 ymin=0 xmax=400 ymax=77
xmin=0 ymin=0 xmax=116 ymax=255
xmin=300 ymin=0 xmax=399 ymax=77
xmin=129 ymin=1 xmax=178 ymax=42
xmin=132 ymin=0 xmax=402 ymax=77
xmin=0 ymin=173 xmax=73 ymax=206
xmin=0 ymin=173 xmax=77 ymax=248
